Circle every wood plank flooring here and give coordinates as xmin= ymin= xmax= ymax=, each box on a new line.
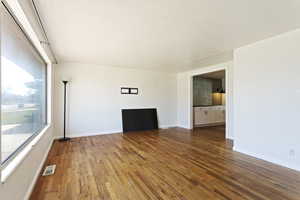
xmin=30 ymin=126 xmax=300 ymax=200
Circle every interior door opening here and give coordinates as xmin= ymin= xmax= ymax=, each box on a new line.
xmin=191 ymin=69 xmax=230 ymax=142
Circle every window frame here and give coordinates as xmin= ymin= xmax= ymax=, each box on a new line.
xmin=1 ymin=1 xmax=48 ymax=168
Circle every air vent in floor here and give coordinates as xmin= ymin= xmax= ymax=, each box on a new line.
xmin=42 ymin=165 xmax=56 ymax=176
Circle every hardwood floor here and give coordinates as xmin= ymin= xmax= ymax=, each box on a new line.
xmin=30 ymin=126 xmax=300 ymax=200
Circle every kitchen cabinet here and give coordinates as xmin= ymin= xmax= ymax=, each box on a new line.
xmin=194 ymin=106 xmax=225 ymax=127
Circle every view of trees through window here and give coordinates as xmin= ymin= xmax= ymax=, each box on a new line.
xmin=1 ymin=5 xmax=47 ymax=164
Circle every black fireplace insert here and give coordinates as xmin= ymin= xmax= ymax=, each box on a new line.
xmin=121 ymin=108 xmax=158 ymax=132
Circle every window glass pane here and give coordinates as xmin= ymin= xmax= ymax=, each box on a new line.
xmin=1 ymin=5 xmax=47 ymax=163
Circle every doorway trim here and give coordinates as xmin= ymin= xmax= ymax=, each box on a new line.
xmin=188 ymin=62 xmax=233 ymax=140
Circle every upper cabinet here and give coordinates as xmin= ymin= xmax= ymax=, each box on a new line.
xmin=193 ymin=73 xmax=225 ymax=107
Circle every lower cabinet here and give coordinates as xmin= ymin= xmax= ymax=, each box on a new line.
xmin=194 ymin=107 xmax=209 ymax=124
xmin=194 ymin=106 xmax=225 ymax=127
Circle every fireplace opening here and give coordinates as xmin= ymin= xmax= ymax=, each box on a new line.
xmin=121 ymin=108 xmax=158 ymax=132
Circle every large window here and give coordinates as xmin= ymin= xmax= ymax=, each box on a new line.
xmin=1 ymin=4 xmax=47 ymax=164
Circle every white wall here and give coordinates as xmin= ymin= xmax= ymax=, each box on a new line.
xmin=176 ymin=61 xmax=234 ymax=139
xmin=233 ymin=29 xmax=300 ymax=171
xmin=53 ymin=63 xmax=178 ymax=138
xmin=0 ymin=127 xmax=53 ymax=200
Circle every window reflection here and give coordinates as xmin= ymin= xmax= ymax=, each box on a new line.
xmin=1 ymin=56 xmax=46 ymax=163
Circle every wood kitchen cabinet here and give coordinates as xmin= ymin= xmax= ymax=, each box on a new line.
xmin=194 ymin=106 xmax=225 ymax=127
xmin=194 ymin=107 xmax=209 ymax=124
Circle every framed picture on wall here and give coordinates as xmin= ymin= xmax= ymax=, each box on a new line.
xmin=121 ymin=87 xmax=130 ymax=94
xmin=130 ymin=88 xmax=138 ymax=95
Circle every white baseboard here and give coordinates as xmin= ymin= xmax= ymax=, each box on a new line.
xmin=233 ymin=146 xmax=300 ymax=172
xmin=159 ymin=124 xmax=178 ymax=129
xmin=55 ymin=126 xmax=181 ymax=139
xmin=55 ymin=130 xmax=122 ymax=139
xmin=194 ymin=122 xmax=225 ymax=128
xmin=176 ymin=125 xmax=192 ymax=130
xmin=226 ymin=136 xmax=234 ymax=140
xmin=24 ymin=137 xmax=55 ymax=200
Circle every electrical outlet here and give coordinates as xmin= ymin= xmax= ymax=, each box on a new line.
xmin=289 ymin=149 xmax=295 ymax=157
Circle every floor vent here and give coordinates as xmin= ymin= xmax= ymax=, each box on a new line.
xmin=42 ymin=165 xmax=56 ymax=176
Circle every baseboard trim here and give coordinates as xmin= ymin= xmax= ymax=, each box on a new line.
xmin=55 ymin=130 xmax=123 ymax=139
xmin=55 ymin=125 xmax=179 ymax=139
xmin=226 ymin=136 xmax=234 ymax=140
xmin=176 ymin=125 xmax=192 ymax=130
xmin=233 ymin=146 xmax=300 ymax=172
xmin=194 ymin=122 xmax=225 ymax=128
xmin=159 ymin=125 xmax=178 ymax=129
xmin=24 ymin=137 xmax=54 ymax=200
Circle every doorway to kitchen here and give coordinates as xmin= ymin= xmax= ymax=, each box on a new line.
xmin=192 ymin=70 xmax=227 ymax=137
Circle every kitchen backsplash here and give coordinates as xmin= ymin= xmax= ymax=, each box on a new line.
xmin=193 ymin=77 xmax=223 ymax=106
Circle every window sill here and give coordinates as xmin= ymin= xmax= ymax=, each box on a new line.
xmin=1 ymin=125 xmax=51 ymax=183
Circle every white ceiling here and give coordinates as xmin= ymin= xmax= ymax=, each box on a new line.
xmin=29 ymin=0 xmax=300 ymax=72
